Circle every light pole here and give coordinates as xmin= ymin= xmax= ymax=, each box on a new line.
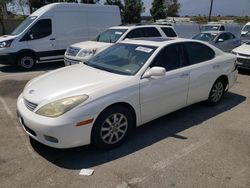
xmin=208 ymin=0 xmax=214 ymax=22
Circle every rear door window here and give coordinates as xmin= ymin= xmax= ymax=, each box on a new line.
xmin=183 ymin=42 xmax=215 ymax=65
xmin=160 ymin=27 xmax=177 ymax=37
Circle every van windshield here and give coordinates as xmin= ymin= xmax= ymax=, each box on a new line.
xmin=94 ymin=29 xmax=127 ymax=43
xmin=11 ymin=16 xmax=37 ymax=35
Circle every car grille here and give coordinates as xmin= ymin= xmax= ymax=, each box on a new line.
xmin=66 ymin=47 xmax=81 ymax=56
xmin=238 ymin=53 xmax=250 ymax=57
xmin=24 ymin=99 xmax=38 ymax=112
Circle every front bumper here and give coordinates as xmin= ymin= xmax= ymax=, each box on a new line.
xmin=64 ymin=57 xmax=82 ymax=66
xmin=0 ymin=53 xmax=17 ymax=65
xmin=236 ymin=57 xmax=250 ymax=70
xmin=17 ymin=94 xmax=97 ymax=148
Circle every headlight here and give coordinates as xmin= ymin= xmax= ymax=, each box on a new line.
xmin=77 ymin=49 xmax=97 ymax=58
xmin=36 ymin=95 xmax=89 ymax=117
xmin=0 ymin=40 xmax=13 ymax=48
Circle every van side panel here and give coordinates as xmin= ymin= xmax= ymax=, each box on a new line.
xmin=88 ymin=10 xmax=121 ymax=38
xmin=54 ymin=11 xmax=89 ymax=50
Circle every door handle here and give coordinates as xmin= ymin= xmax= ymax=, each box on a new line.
xmin=50 ymin=38 xmax=56 ymax=41
xmin=179 ymin=73 xmax=189 ymax=78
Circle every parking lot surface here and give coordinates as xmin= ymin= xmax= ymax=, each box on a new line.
xmin=0 ymin=64 xmax=250 ymax=188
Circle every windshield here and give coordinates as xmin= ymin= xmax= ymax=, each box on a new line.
xmin=94 ymin=29 xmax=127 ymax=43
xmin=242 ymin=25 xmax=250 ymax=32
xmin=201 ymin=25 xmax=220 ymax=32
xmin=193 ymin=33 xmax=218 ymax=41
xmin=11 ymin=16 xmax=37 ymax=35
xmin=86 ymin=43 xmax=157 ymax=75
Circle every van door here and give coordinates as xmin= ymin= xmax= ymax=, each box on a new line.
xmin=25 ymin=17 xmax=62 ymax=62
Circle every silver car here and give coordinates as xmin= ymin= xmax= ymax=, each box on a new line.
xmin=193 ymin=31 xmax=241 ymax=52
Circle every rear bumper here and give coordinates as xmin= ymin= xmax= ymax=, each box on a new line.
xmin=0 ymin=53 xmax=17 ymax=65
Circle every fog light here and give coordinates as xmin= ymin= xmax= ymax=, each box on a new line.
xmin=44 ymin=135 xmax=58 ymax=143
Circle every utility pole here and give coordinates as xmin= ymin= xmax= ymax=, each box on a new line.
xmin=208 ymin=0 xmax=214 ymax=22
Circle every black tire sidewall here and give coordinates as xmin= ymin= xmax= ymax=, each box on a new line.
xmin=207 ymin=78 xmax=226 ymax=106
xmin=92 ymin=106 xmax=133 ymax=150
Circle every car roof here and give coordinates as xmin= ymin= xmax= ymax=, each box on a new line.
xmin=119 ymin=37 xmax=195 ymax=47
xmin=110 ymin=24 xmax=174 ymax=30
xmin=201 ymin=31 xmax=234 ymax=35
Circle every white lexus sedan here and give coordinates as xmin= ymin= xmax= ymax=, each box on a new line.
xmin=17 ymin=38 xmax=238 ymax=149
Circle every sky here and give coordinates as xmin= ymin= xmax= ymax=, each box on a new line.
xmin=7 ymin=0 xmax=250 ymax=17
xmin=143 ymin=0 xmax=250 ymax=16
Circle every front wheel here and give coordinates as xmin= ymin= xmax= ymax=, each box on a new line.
xmin=17 ymin=53 xmax=36 ymax=70
xmin=92 ymin=106 xmax=133 ymax=149
xmin=207 ymin=78 xmax=226 ymax=106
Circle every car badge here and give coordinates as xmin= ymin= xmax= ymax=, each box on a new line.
xmin=29 ymin=89 xmax=35 ymax=94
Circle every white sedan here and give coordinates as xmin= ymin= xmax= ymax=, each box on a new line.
xmin=17 ymin=38 xmax=238 ymax=149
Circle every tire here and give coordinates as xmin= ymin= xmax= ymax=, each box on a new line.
xmin=207 ymin=78 xmax=226 ymax=106
xmin=92 ymin=106 xmax=133 ymax=150
xmin=17 ymin=53 xmax=36 ymax=70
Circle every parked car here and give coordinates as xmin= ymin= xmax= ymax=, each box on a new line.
xmin=0 ymin=3 xmax=121 ymax=69
xmin=192 ymin=31 xmax=241 ymax=52
xmin=201 ymin=23 xmax=225 ymax=32
xmin=232 ymin=42 xmax=250 ymax=70
xmin=240 ymin=31 xmax=250 ymax=44
xmin=241 ymin=22 xmax=250 ymax=36
xmin=17 ymin=38 xmax=237 ymax=149
xmin=64 ymin=25 xmax=178 ymax=66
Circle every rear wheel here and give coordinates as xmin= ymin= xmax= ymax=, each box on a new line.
xmin=92 ymin=106 xmax=133 ymax=149
xmin=17 ymin=53 xmax=36 ymax=70
xmin=207 ymin=78 xmax=226 ymax=106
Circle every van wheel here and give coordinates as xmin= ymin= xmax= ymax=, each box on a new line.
xmin=17 ymin=53 xmax=36 ymax=70
xmin=92 ymin=106 xmax=133 ymax=150
xmin=207 ymin=78 xmax=226 ymax=106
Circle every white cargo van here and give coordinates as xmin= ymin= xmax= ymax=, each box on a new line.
xmin=0 ymin=3 xmax=121 ymax=69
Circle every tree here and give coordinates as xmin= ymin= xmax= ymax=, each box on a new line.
xmin=123 ymin=0 xmax=143 ymax=23
xmin=81 ymin=0 xmax=95 ymax=3
xmin=150 ymin=0 xmax=166 ymax=21
xmin=105 ymin=0 xmax=124 ymax=20
xmin=0 ymin=0 xmax=11 ymax=34
xmin=165 ymin=0 xmax=180 ymax=17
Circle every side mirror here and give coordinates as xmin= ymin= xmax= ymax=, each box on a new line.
xmin=217 ymin=38 xmax=224 ymax=43
xmin=28 ymin=30 xmax=34 ymax=40
xmin=143 ymin=67 xmax=166 ymax=78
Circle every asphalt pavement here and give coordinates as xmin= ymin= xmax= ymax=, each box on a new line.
xmin=0 ymin=64 xmax=250 ymax=188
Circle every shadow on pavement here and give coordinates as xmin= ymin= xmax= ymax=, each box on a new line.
xmin=238 ymin=68 xmax=250 ymax=76
xmin=30 ymin=92 xmax=246 ymax=170
xmin=0 ymin=62 xmax=64 ymax=73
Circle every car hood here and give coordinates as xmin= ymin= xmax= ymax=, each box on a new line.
xmin=71 ymin=41 xmax=113 ymax=50
xmin=233 ymin=43 xmax=250 ymax=54
xmin=0 ymin=35 xmax=16 ymax=42
xmin=23 ymin=64 xmax=131 ymax=105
